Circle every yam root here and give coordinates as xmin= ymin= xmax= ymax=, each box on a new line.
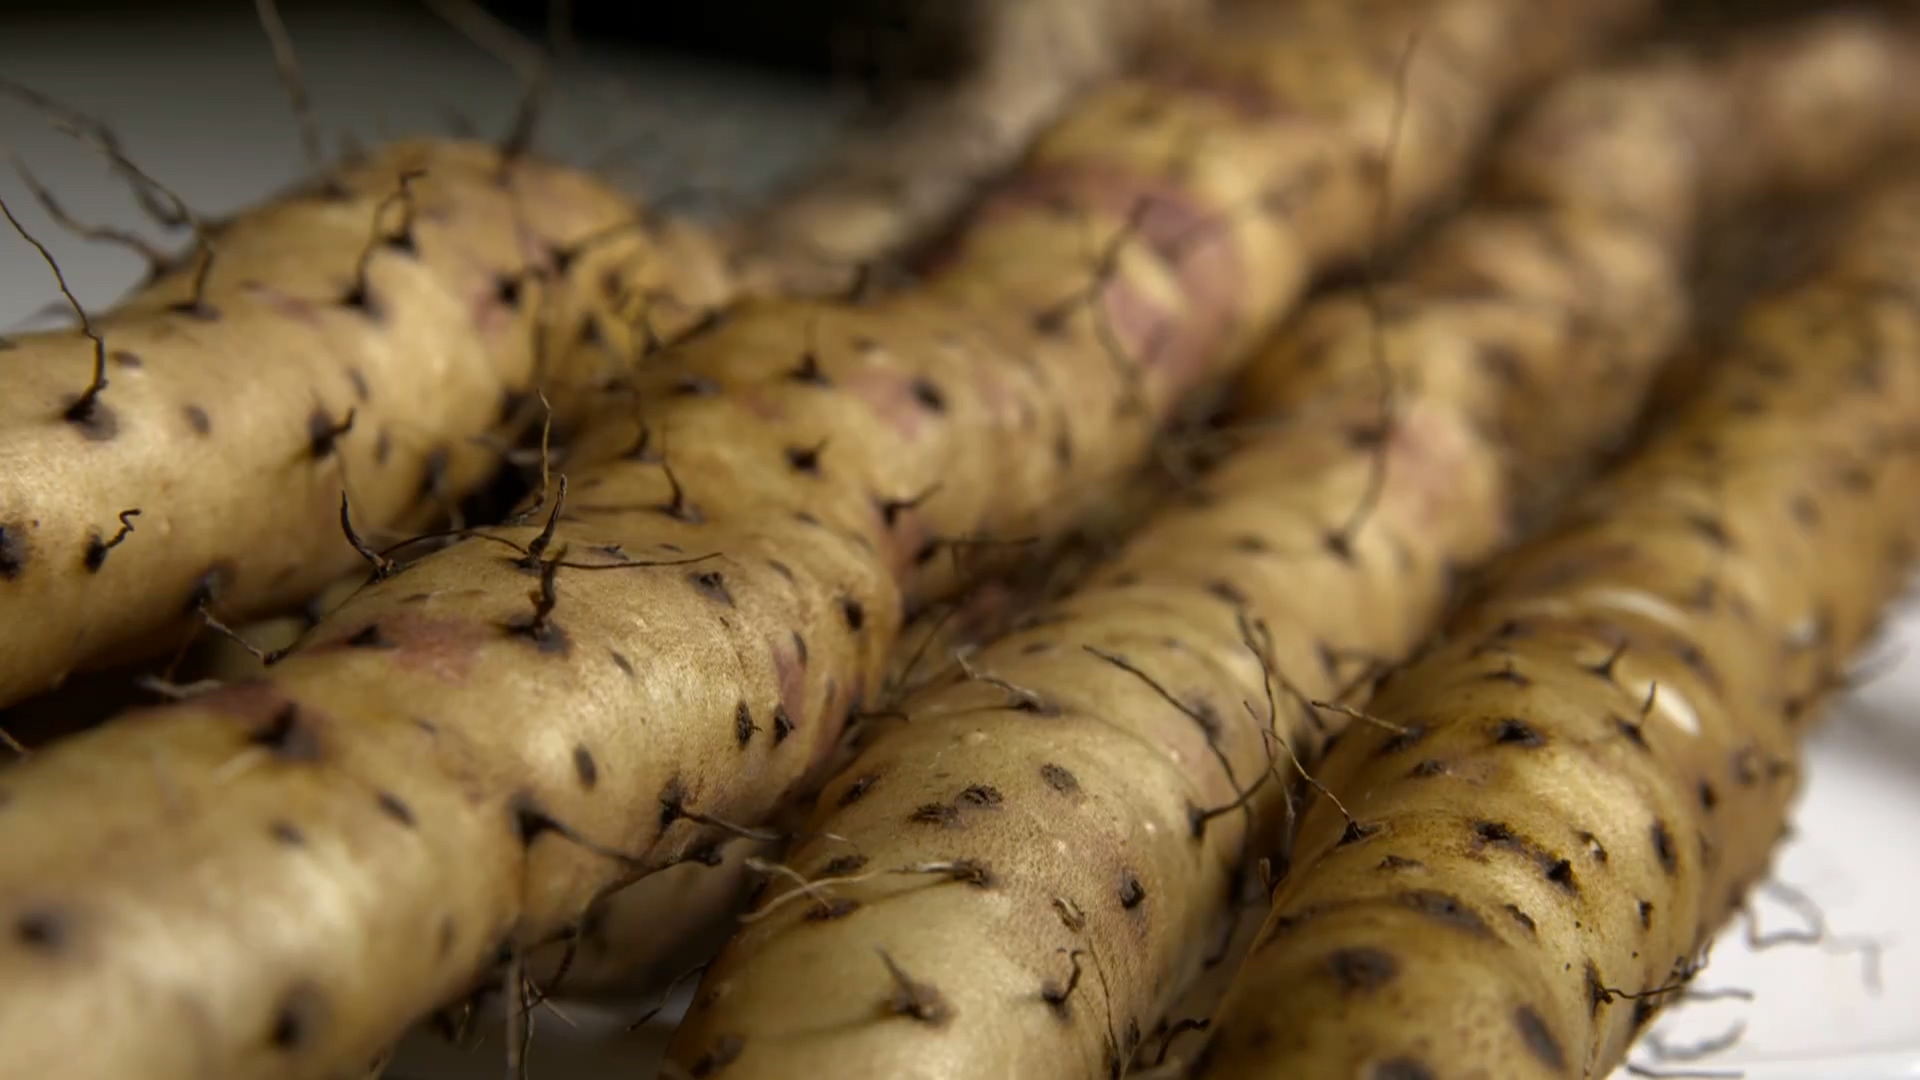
xmin=0 ymin=139 xmax=733 ymax=707
xmin=666 ymin=11 xmax=1920 ymax=1079
xmin=736 ymin=0 xmax=1215 ymax=289
xmin=1188 ymin=158 xmax=1920 ymax=1080
xmin=0 ymin=3 xmax=1651 ymax=1078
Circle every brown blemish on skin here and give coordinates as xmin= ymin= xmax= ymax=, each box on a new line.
xmin=1513 ymin=1005 xmax=1568 ymax=1073
xmin=1119 ymin=872 xmax=1147 ymax=910
xmin=958 ymin=784 xmax=1002 ymax=807
xmin=689 ymin=570 xmax=733 ymax=606
xmin=183 ymin=404 xmax=212 ymax=434
xmin=1325 ymin=946 xmax=1399 ymax=994
xmin=1400 ymin=890 xmax=1491 ymax=937
xmin=1371 ymin=1058 xmax=1437 ymax=1080
xmin=822 ymin=854 xmax=868 ymax=877
xmin=1504 ymin=903 xmax=1537 ymax=935
xmin=270 ymin=982 xmax=329 ymax=1050
xmin=0 ymin=523 xmax=29 ymax=580
xmin=837 ymin=774 xmax=877 ymax=807
xmin=910 ymin=803 xmax=960 ymax=826
xmin=14 ymin=909 xmax=64 ymax=951
xmin=1040 ymin=763 xmax=1079 ymax=794
xmin=376 ymin=792 xmax=415 ymax=827
xmin=251 ymin=705 xmax=322 ymax=763
xmin=572 ymin=745 xmax=598 ymax=788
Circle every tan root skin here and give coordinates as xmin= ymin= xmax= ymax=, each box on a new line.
xmin=738 ymin=0 xmax=1216 ymax=290
xmin=0 ymin=139 xmax=732 ymax=707
xmin=669 ymin=11 xmax=1920 ymax=1080
xmin=0 ymin=1 xmax=1654 ymax=1077
xmin=1190 ymin=133 xmax=1920 ymax=1080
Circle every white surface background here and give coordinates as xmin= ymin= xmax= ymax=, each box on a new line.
xmin=3 ymin=6 xmax=1917 ymax=1077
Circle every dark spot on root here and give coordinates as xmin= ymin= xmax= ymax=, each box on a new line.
xmin=734 ymin=701 xmax=757 ymax=747
xmin=0 ymin=524 xmax=28 ymax=580
xmin=184 ymin=562 xmax=234 ymax=614
xmin=493 ymin=274 xmax=522 ymax=308
xmin=1339 ymin=820 xmax=1383 ymax=846
xmin=822 ymin=854 xmax=868 ymax=877
xmin=573 ymin=745 xmax=598 ymax=789
xmin=1408 ymin=759 xmax=1446 ymax=779
xmin=376 ymin=792 xmax=415 ymax=827
xmin=1586 ymin=961 xmax=1608 ymax=1017
xmin=1474 ymin=821 xmax=1518 ymax=847
xmin=184 ymin=404 xmax=211 ymax=435
xmin=1513 ymin=1005 xmax=1568 ymax=1073
xmin=880 ymin=951 xmax=951 ymax=1026
xmin=328 ymin=617 xmax=389 ymax=649
xmin=772 ymin=705 xmax=794 ymax=744
xmin=1204 ymin=579 xmax=1247 ymax=606
xmin=671 ymin=375 xmax=720 ymax=397
xmin=838 ymin=774 xmax=877 ymax=807
xmin=1378 ymin=854 xmax=1423 ymax=871
xmin=610 ymin=650 xmax=634 ymax=677
xmin=784 ymin=445 xmax=822 ymax=474
xmin=689 ymin=570 xmax=733 ymax=606
xmin=1698 ymin=780 xmax=1718 ymax=811
xmin=687 ymin=1034 xmax=745 ymax=1078
xmin=1650 ymin=820 xmax=1679 ymax=875
xmin=909 ymin=377 xmax=947 ymax=412
xmin=805 ymin=897 xmax=863 ymax=921
xmin=1372 ymin=1059 xmax=1437 ymax=1080
xmin=271 ymin=821 xmax=305 ymax=846
xmin=1613 ymin=714 xmax=1651 ymax=751
xmin=1325 ymin=946 xmax=1399 ymax=994
xmin=1631 ymin=997 xmax=1660 ymax=1033
xmin=1373 ymin=722 xmax=1428 ymax=757
xmin=1400 ymin=890 xmax=1490 ymax=937
xmin=306 ymin=407 xmax=353 ymax=459
xmin=789 ymin=352 xmax=830 ymax=386
xmin=1040 ymin=762 xmax=1079 ymax=794
xmin=840 ymin=596 xmax=866 ymax=631
xmin=1580 ymin=832 xmax=1608 ymax=864
xmin=1543 ymin=858 xmax=1577 ymax=893
xmin=1504 ymin=903 xmax=1536 ymax=935
xmin=909 ymin=803 xmax=960 ymax=827
xmin=1491 ymin=718 xmax=1545 ymax=747
xmin=958 ymin=784 xmax=1002 ymax=807
xmin=1638 ymin=900 xmax=1654 ymax=928
xmin=14 ymin=910 xmax=64 ymax=951
xmin=1119 ymin=872 xmax=1147 ymax=911
xmin=269 ymin=982 xmax=328 ymax=1051
xmin=251 ymin=705 xmax=322 ymax=763
xmin=63 ymin=397 xmax=119 ymax=440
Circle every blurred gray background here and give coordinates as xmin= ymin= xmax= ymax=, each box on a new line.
xmin=0 ymin=0 xmax=852 ymax=331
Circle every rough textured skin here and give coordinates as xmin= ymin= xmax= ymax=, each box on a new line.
xmin=1190 ymin=162 xmax=1920 ymax=1080
xmin=667 ymin=13 xmax=1920 ymax=1080
xmin=0 ymin=139 xmax=733 ymax=707
xmin=0 ymin=4 xmax=1650 ymax=1078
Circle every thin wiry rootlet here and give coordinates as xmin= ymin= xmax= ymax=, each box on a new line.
xmin=0 ymin=2 xmax=1653 ymax=1077
xmin=0 ymin=138 xmax=733 ymax=708
xmin=665 ymin=11 xmax=1920 ymax=1080
xmin=1187 ymin=124 xmax=1920 ymax=1080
